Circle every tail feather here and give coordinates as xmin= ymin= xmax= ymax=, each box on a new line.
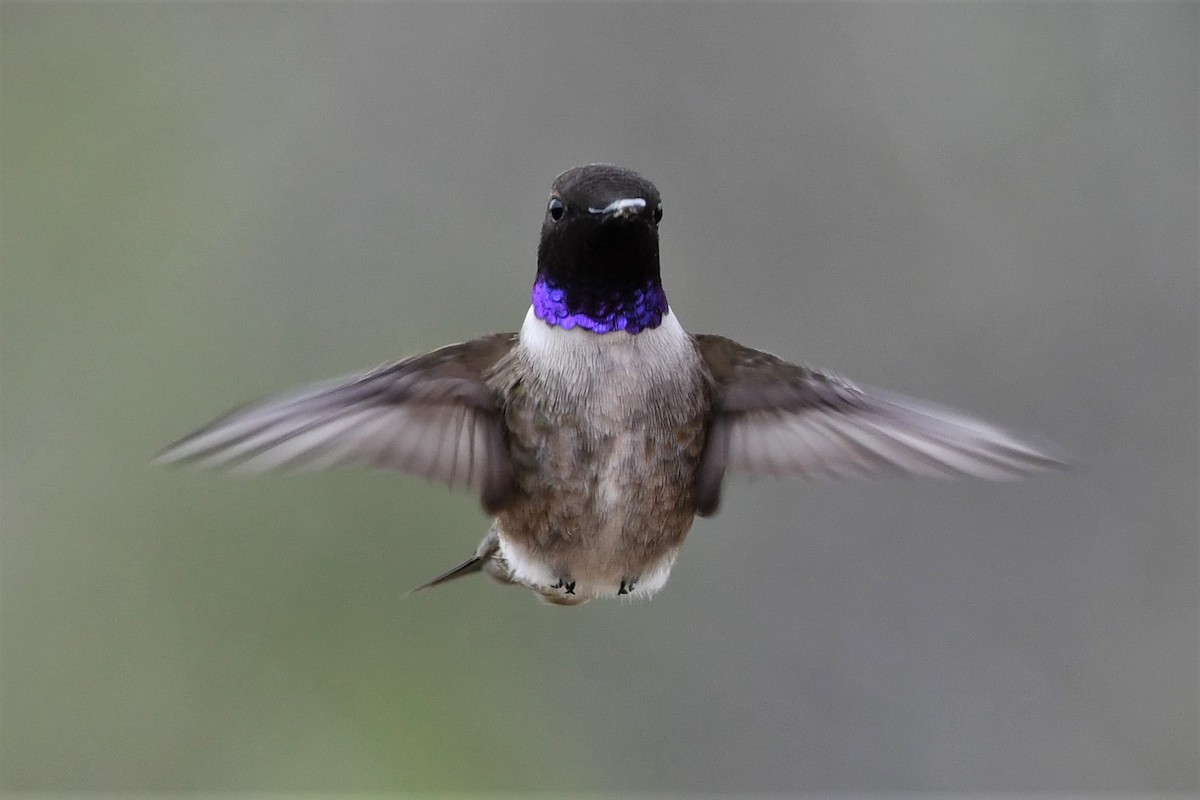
xmin=407 ymin=526 xmax=503 ymax=596
xmin=406 ymin=555 xmax=486 ymax=595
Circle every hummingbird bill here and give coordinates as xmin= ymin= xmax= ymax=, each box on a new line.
xmin=159 ymin=164 xmax=1065 ymax=606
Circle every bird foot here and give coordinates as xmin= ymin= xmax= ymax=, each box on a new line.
xmin=618 ymin=577 xmax=638 ymax=596
xmin=550 ymin=577 xmax=576 ymax=595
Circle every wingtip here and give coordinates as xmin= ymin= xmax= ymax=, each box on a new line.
xmin=998 ymin=431 xmax=1077 ymax=475
xmin=867 ymin=386 xmax=1077 ymax=478
xmin=154 ymin=421 xmax=225 ymax=468
xmin=152 ymin=441 xmax=189 ymax=467
xmin=1032 ymin=442 xmax=1080 ymax=474
xmin=153 ymin=434 xmax=216 ymax=469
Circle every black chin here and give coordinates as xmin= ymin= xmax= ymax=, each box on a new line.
xmin=537 ymin=217 xmax=660 ymax=295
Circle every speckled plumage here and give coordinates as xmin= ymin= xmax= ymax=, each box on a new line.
xmin=483 ymin=308 xmax=709 ymax=602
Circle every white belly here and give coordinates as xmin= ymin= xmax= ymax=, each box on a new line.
xmin=498 ymin=534 xmax=678 ymax=600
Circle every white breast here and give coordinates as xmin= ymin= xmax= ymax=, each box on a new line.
xmin=518 ymin=305 xmax=696 ymax=379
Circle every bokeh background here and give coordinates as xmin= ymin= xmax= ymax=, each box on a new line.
xmin=2 ymin=2 xmax=1196 ymax=794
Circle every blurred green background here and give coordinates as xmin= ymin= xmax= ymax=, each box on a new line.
xmin=2 ymin=2 xmax=1196 ymax=794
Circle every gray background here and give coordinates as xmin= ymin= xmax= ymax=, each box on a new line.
xmin=2 ymin=2 xmax=1196 ymax=793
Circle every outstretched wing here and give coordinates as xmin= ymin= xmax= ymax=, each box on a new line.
xmin=694 ymin=335 xmax=1067 ymax=516
xmin=158 ymin=333 xmax=519 ymax=512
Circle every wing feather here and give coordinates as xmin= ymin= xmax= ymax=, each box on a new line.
xmin=694 ymin=334 xmax=1067 ymax=514
xmin=158 ymin=334 xmax=518 ymax=512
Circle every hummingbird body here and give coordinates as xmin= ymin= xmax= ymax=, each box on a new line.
xmin=487 ymin=308 xmax=708 ymax=603
xmin=160 ymin=164 xmax=1065 ymax=606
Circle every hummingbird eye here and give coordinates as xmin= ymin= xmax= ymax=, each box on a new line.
xmin=653 ymin=202 xmax=663 ymax=224
xmin=548 ymin=197 xmax=566 ymax=222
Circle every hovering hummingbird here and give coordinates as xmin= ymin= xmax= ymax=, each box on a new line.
xmin=159 ymin=164 xmax=1064 ymax=606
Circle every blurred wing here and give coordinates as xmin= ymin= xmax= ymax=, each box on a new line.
xmin=694 ymin=335 xmax=1067 ymax=516
xmin=158 ymin=334 xmax=518 ymax=513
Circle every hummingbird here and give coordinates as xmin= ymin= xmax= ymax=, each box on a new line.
xmin=159 ymin=164 xmax=1064 ymax=606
